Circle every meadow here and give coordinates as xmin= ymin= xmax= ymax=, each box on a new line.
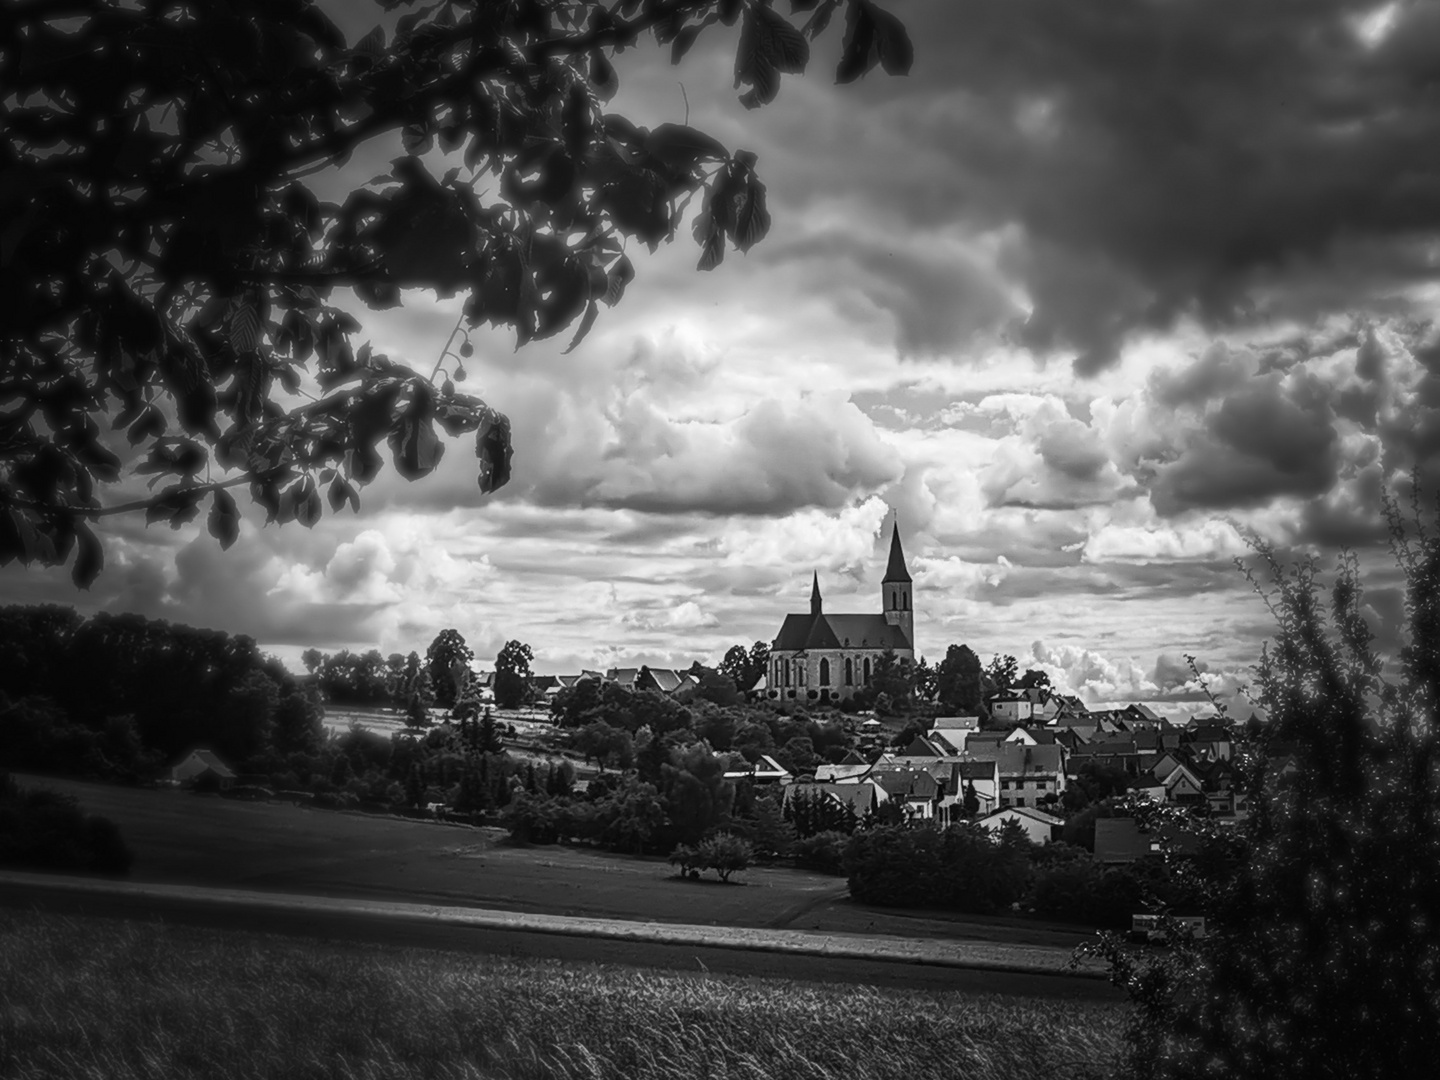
xmin=0 ymin=910 xmax=1124 ymax=1080
xmin=13 ymin=774 xmax=1092 ymax=950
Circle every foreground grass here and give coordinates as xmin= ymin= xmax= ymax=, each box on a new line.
xmin=0 ymin=912 xmax=1122 ymax=1080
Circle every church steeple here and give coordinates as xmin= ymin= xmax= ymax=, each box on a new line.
xmin=810 ymin=571 xmax=822 ymax=616
xmin=881 ymin=521 xmax=914 ymax=647
xmin=882 ymin=522 xmax=911 ymax=584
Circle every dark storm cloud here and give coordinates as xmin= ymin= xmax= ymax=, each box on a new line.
xmin=738 ymin=0 xmax=1440 ymax=369
xmin=1151 ymin=374 xmax=1340 ymax=514
xmin=762 ymin=230 xmax=1019 ymax=357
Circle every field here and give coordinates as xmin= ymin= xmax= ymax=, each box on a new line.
xmin=0 ymin=910 xmax=1124 ymax=1080
xmin=12 ymin=774 xmax=1093 ymax=950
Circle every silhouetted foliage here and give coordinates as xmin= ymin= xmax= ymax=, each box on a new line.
xmin=1 ymin=0 xmax=910 ymax=586
xmin=1092 ymin=500 xmax=1440 ymax=1079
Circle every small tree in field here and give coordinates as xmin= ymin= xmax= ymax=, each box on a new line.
xmin=697 ymin=833 xmax=753 ymax=882
xmin=1094 ymin=497 xmax=1440 ymax=1080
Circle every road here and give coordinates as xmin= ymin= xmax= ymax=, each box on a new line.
xmin=0 ymin=874 xmax=1122 ymax=1001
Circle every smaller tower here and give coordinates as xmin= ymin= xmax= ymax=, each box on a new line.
xmin=881 ymin=522 xmax=913 ymax=647
xmin=810 ymin=570 xmax=822 ymax=616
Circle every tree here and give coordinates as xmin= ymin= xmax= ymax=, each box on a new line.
xmin=697 ymin=833 xmax=753 ymax=883
xmin=984 ymin=654 xmax=1019 ymax=695
xmin=425 ymin=629 xmax=473 ymax=709
xmin=962 ymin=780 xmax=979 ymax=818
xmin=1095 ymin=502 xmax=1440 ymax=1079
xmin=1 ymin=0 xmax=912 ymax=587
xmin=935 ymin=644 xmax=985 ymax=716
xmin=494 ymin=639 xmax=534 ymax=710
xmin=719 ymin=641 xmax=770 ymax=691
xmin=1017 ymin=668 xmax=1051 ymax=691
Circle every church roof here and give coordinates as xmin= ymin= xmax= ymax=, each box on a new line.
xmin=772 ymin=612 xmax=911 ymax=652
xmin=882 ymin=522 xmax=911 ymax=584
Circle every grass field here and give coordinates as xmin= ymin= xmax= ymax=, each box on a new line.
xmin=12 ymin=774 xmax=1095 ymax=950
xmin=0 ymin=910 xmax=1123 ymax=1080
xmin=11 ymin=774 xmax=1095 ymax=949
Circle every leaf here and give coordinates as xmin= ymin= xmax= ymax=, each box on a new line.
xmin=71 ymin=521 xmax=103 ymax=588
xmin=868 ymin=1 xmax=914 ymax=75
xmin=297 ymin=479 xmax=323 ymax=527
xmin=328 ymin=475 xmax=359 ymax=514
xmin=230 ymin=302 xmax=262 ymax=353
xmin=475 ymin=409 xmax=513 ymax=494
xmin=603 ymin=255 xmax=635 ymax=306
xmin=836 ymin=0 xmax=878 ymax=84
xmin=389 ymin=413 xmax=444 ymax=480
xmin=208 ymin=488 xmax=240 ymax=549
xmin=563 ymin=300 xmax=600 ymax=354
xmin=644 ymin=124 xmax=730 ymax=169
xmin=757 ymin=5 xmax=810 ymax=73
xmin=733 ymin=177 xmax=771 ymax=251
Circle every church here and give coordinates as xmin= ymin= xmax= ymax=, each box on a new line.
xmin=763 ymin=523 xmax=915 ymax=703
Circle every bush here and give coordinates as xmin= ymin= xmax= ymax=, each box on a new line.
xmin=0 ymin=772 xmax=132 ymax=875
xmin=791 ymin=831 xmax=848 ymax=875
xmin=845 ymin=824 xmax=1029 ymax=914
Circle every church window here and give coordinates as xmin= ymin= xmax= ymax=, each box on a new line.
xmin=820 ymin=659 xmax=831 ymax=686
xmin=863 ymin=657 xmax=872 ymax=682
xmin=845 ymin=658 xmax=853 ymax=686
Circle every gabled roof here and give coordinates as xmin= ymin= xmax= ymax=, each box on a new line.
xmin=869 ymin=768 xmax=940 ymax=800
xmin=956 ymin=759 xmax=999 ymax=780
xmin=898 ymin=735 xmax=945 ymax=758
xmin=814 ymin=762 xmax=873 ymax=782
xmin=839 ymin=749 xmax=868 ymax=765
xmin=997 ymin=744 xmax=1065 ymax=777
xmin=933 ymin=715 xmax=980 ymax=731
xmin=772 ymin=612 xmax=910 ymax=652
xmin=178 ymin=748 xmax=235 ymax=779
xmin=783 ymin=781 xmax=883 ymax=817
xmin=980 ymin=805 xmax=1063 ymax=828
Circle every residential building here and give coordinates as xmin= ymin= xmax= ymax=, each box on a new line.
xmin=978 ymin=806 xmax=1063 ymax=845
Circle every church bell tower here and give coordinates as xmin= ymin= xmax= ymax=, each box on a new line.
xmin=881 ymin=521 xmax=913 ymax=647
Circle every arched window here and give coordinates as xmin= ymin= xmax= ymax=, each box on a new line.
xmin=863 ymin=657 xmax=872 ymax=682
xmin=819 ymin=658 xmax=831 ymax=686
xmin=845 ymin=658 xmax=853 ymax=686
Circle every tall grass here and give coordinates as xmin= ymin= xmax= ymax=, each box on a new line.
xmin=0 ymin=912 xmax=1121 ymax=1080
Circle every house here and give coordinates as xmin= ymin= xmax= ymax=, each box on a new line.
xmin=938 ymin=758 xmax=1000 ymax=821
xmin=814 ymin=750 xmax=873 ymax=783
xmin=722 ymin=753 xmax=792 ymax=785
xmin=765 ymin=523 xmax=915 ymax=704
xmin=170 ymin=748 xmax=236 ymax=790
xmin=987 ymin=692 xmax=1033 ymax=726
xmin=603 ymin=666 xmax=697 ymax=696
xmin=869 ymin=768 xmax=942 ymax=820
xmin=930 ymin=715 xmax=980 ymax=754
xmin=996 ymin=743 xmax=1066 ymax=808
xmin=895 ymin=734 xmax=950 ymax=760
xmin=782 ymin=780 xmax=886 ymax=820
xmin=978 ymin=805 xmax=1063 ymax=845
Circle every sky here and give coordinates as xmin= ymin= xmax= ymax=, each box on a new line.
xmin=8 ymin=0 xmax=1440 ymax=719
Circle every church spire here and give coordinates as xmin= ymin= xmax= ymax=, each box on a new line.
xmin=810 ymin=570 xmax=822 ymax=616
xmin=882 ymin=520 xmax=911 ymax=583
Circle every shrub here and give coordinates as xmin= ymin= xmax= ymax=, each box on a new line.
xmin=845 ymin=823 xmax=1029 ymax=914
xmin=791 ymin=830 xmax=848 ymax=875
xmin=667 ymin=843 xmax=704 ymax=879
xmin=0 ymin=772 xmax=132 ymax=876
